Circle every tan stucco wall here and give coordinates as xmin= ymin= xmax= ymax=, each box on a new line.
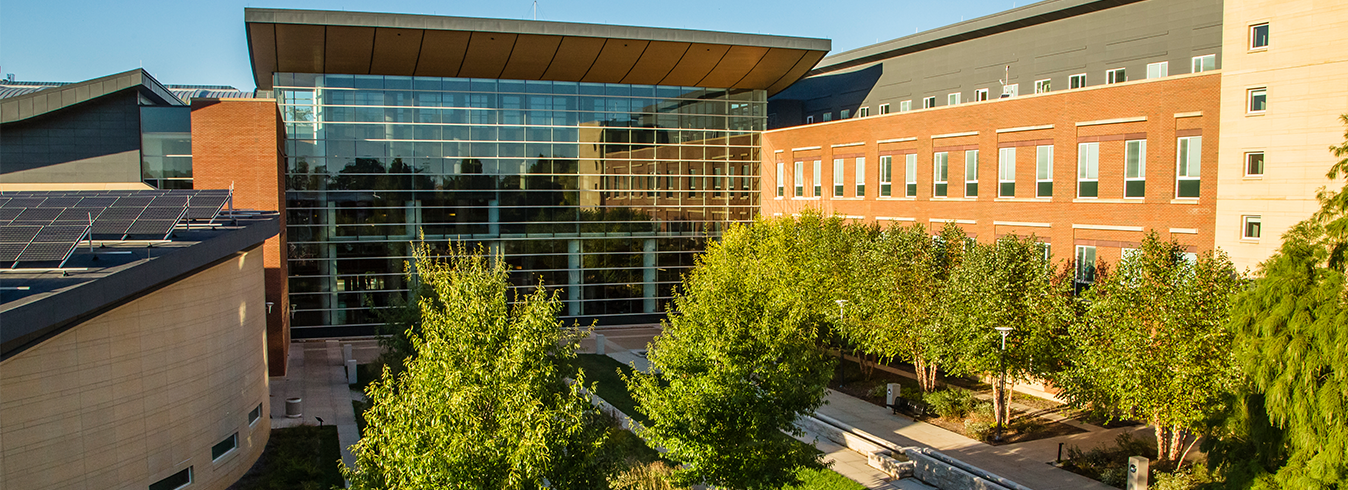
xmin=1215 ymin=0 xmax=1348 ymax=271
xmin=1 ymin=246 xmax=271 ymax=490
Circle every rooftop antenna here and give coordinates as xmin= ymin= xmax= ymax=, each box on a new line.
xmin=532 ymin=1 xmax=538 ymax=20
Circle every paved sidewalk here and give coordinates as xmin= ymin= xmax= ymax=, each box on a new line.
xmin=793 ymin=429 xmax=936 ymax=490
xmin=269 ymin=341 xmax=360 ymax=486
xmin=818 ymin=390 xmax=1131 ymax=490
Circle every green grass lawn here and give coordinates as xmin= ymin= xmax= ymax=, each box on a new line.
xmin=230 ymin=425 xmax=344 ymax=490
xmin=566 ymin=354 xmax=646 ymax=424
xmin=789 ymin=466 xmax=868 ymax=490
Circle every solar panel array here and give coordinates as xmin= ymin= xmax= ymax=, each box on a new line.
xmin=0 ymin=189 xmax=231 ymax=268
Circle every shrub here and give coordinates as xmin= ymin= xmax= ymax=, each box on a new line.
xmin=964 ymin=420 xmax=995 ymax=441
xmin=1152 ymin=465 xmax=1215 ymax=490
xmin=969 ymin=401 xmax=995 ymax=422
xmin=925 ymin=389 xmax=976 ymax=419
xmin=867 ymin=384 xmax=889 ymax=399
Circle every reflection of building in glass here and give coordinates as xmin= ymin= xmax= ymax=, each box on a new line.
xmin=249 ymin=9 xmax=828 ymax=337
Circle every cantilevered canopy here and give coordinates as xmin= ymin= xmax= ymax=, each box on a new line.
xmin=245 ymin=8 xmax=830 ymax=95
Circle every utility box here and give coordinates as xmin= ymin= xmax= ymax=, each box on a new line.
xmin=1127 ymin=456 xmax=1149 ymax=490
xmin=595 ymin=334 xmax=606 ymax=355
xmin=886 ymin=383 xmax=902 ymax=407
xmin=346 ymin=359 xmax=358 ymax=385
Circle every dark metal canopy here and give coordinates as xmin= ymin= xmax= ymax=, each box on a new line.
xmin=245 ymin=8 xmax=831 ymax=95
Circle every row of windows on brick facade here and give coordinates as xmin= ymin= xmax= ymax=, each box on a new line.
xmin=147 ymin=403 xmax=262 ymax=490
xmin=774 ymin=137 xmax=1206 ymax=200
xmin=805 ymin=54 xmax=1219 ymax=124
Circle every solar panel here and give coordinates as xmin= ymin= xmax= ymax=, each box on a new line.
xmin=55 ymin=208 xmax=103 ymax=223
xmin=75 ymin=197 xmax=118 ymax=208
xmin=36 ymin=197 xmax=82 ymax=208
xmin=92 ymin=207 xmax=144 ymax=238
xmin=186 ymin=193 xmax=230 ymax=220
xmin=0 ymin=225 xmax=41 ymax=244
xmin=0 ymin=243 xmax=26 ymax=263
xmin=113 ymin=196 xmax=154 ymax=208
xmin=15 ymin=241 xmax=79 ymax=264
xmin=126 ymin=220 xmax=178 ymax=238
xmin=0 ymin=208 xmax=21 ymax=222
xmin=33 ymin=225 xmax=90 ymax=243
xmin=150 ymin=195 xmax=190 ymax=208
xmin=1 ymin=197 xmax=46 ymax=208
xmin=12 ymin=208 xmax=62 ymax=224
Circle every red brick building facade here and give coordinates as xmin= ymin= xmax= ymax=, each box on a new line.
xmin=762 ymin=73 xmax=1221 ymax=273
xmin=191 ymin=98 xmax=291 ymax=375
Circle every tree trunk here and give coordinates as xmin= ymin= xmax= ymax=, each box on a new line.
xmin=1168 ymin=427 xmax=1188 ymax=462
xmin=992 ymin=376 xmax=1010 ymax=427
xmin=1155 ymin=424 xmax=1170 ymax=462
xmin=915 ymin=356 xmax=939 ymax=392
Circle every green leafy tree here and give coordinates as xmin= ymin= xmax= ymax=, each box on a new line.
xmin=1057 ymin=233 xmax=1241 ymax=465
xmin=843 ymin=223 xmax=966 ymax=392
xmin=628 ymin=214 xmax=838 ymax=490
xmin=343 ymin=243 xmax=611 ymax=489
xmin=935 ymin=234 xmax=1067 ymax=428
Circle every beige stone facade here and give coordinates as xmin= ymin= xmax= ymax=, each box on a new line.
xmin=1215 ymin=0 xmax=1348 ymax=271
xmin=0 ymin=247 xmax=271 ymax=490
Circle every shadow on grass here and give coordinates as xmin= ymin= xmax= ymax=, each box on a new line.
xmin=228 ymin=425 xmax=343 ymax=490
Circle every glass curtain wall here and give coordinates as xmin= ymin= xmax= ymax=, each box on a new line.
xmin=276 ymin=73 xmax=764 ymax=337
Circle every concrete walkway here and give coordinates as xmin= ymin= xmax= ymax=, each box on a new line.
xmin=792 ymin=429 xmax=936 ymax=490
xmin=268 ymin=340 xmax=362 ymax=486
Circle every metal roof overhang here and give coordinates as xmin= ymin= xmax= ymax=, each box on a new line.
xmin=245 ymin=9 xmax=831 ymax=95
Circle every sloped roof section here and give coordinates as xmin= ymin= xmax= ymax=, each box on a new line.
xmin=0 ymin=69 xmax=184 ymax=124
xmin=245 ymin=8 xmax=830 ymax=95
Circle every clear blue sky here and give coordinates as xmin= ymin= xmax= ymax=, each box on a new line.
xmin=1 ymin=0 xmax=1020 ymax=91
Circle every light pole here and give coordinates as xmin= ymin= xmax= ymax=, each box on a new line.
xmin=835 ymin=299 xmax=848 ymax=320
xmin=993 ymin=326 xmax=1013 ymax=442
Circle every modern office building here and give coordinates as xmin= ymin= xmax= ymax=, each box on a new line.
xmin=0 ymin=190 xmax=277 ymax=490
xmin=242 ymin=9 xmax=829 ymax=337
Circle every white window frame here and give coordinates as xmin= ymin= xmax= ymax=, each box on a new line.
xmin=998 ymin=147 xmax=1016 ymax=197
xmin=923 ymin=96 xmax=936 ymax=109
xmin=880 ymin=155 xmax=893 ymax=197
xmin=776 ymin=162 xmax=784 ymax=197
xmin=933 ymin=152 xmax=949 ymax=198
xmin=1077 ymin=142 xmax=1100 ymax=198
xmin=1035 ymin=145 xmax=1053 ymax=198
xmin=905 ymin=154 xmax=918 ymax=197
xmin=1176 ymin=136 xmax=1203 ymax=198
xmin=1245 ymin=151 xmax=1265 ymax=177
xmin=1076 ymin=245 xmax=1097 ymax=283
xmin=1034 ymin=79 xmax=1051 ymax=94
xmin=965 ymin=149 xmax=979 ymax=197
xmin=855 ymin=157 xmax=866 ymax=197
xmin=858 ymin=106 xmax=870 ymax=117
xmin=212 ymin=433 xmax=239 ymax=462
xmin=1002 ymin=84 xmax=1019 ymax=98
xmin=975 ymin=88 xmax=989 ymax=101
xmin=1242 ymin=215 xmax=1262 ymax=239
xmin=793 ymin=161 xmax=804 ymax=197
xmin=899 ymin=100 xmax=912 ymax=112
xmin=806 ymin=115 xmax=814 ymax=124
xmin=1191 ymin=54 xmax=1216 ymax=73
xmin=1125 ymin=139 xmax=1147 ymax=198
xmin=1146 ymin=61 xmax=1169 ymax=79
xmin=948 ymin=93 xmax=961 ymax=105
xmin=1106 ymin=68 xmax=1126 ymax=84
xmin=152 ymin=467 xmax=194 ymax=490
xmin=1069 ymin=73 xmax=1087 ymax=89
xmin=249 ymin=403 xmax=262 ymax=427
xmin=1250 ymin=22 xmax=1270 ymax=50
xmin=823 ymin=112 xmax=832 ymax=122
xmin=812 ymin=160 xmax=822 ymax=197
xmin=833 ymin=158 xmax=845 ymax=197
xmin=878 ymin=103 xmax=890 ymax=115
xmin=840 ymin=109 xmax=850 ymax=119
xmin=1248 ymin=87 xmax=1267 ymax=114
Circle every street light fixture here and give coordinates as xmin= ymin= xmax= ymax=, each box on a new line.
xmin=835 ymin=299 xmax=849 ymax=320
xmin=993 ymin=326 xmax=1013 ymax=442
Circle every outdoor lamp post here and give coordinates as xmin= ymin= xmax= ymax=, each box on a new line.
xmin=835 ymin=299 xmax=848 ymax=320
xmin=993 ymin=326 xmax=1013 ymax=442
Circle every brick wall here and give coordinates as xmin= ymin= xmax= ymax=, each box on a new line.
xmin=762 ymin=73 xmax=1222 ymax=270
xmin=191 ymin=99 xmax=290 ymax=376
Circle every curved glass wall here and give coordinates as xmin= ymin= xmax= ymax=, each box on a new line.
xmin=276 ymin=73 xmax=764 ymax=337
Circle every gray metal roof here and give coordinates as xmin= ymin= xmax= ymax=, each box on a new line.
xmin=810 ymin=0 xmax=1144 ymax=75
xmin=245 ymin=8 xmax=831 ymax=94
xmin=0 ymin=69 xmax=184 ymax=124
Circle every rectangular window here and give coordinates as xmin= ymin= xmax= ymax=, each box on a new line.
xmin=714 ymin=167 xmax=724 ymax=197
xmin=812 ymin=160 xmax=821 ymax=197
xmin=899 ymin=100 xmax=912 ymax=112
xmin=1034 ymin=79 xmax=1051 ymax=94
xmin=1002 ymin=84 xmax=1019 ymax=98
xmin=855 ymin=157 xmax=866 ymax=197
xmin=688 ymin=168 xmax=698 ymax=198
xmin=1248 ymin=88 xmax=1267 ymax=113
xmin=858 ymin=107 xmax=870 ymax=117
xmin=1078 ymin=142 xmax=1100 ymax=198
xmin=948 ymin=93 xmax=961 ymax=105
xmin=840 ymin=109 xmax=850 ymax=119
xmin=905 ymin=154 xmax=918 ymax=197
xmin=741 ymin=164 xmax=750 ymax=197
xmin=965 ymin=149 xmax=979 ymax=197
xmin=1106 ymin=68 xmax=1126 ymax=84
xmin=975 ymin=88 xmax=989 ymax=101
xmin=933 ymin=152 xmax=949 ymax=197
xmin=806 ymin=115 xmax=814 ymax=124
xmin=1069 ymin=73 xmax=1087 ymax=89
xmin=1246 ymin=151 xmax=1265 ymax=176
xmin=998 ymin=147 xmax=1016 ymax=197
xmin=878 ymin=103 xmax=890 ymax=115
xmin=667 ymin=171 xmax=675 ymax=198
xmin=880 ymin=155 xmax=893 ymax=197
xmin=1076 ymin=245 xmax=1097 ymax=283
xmin=1147 ymin=61 xmax=1169 ymax=79
xmin=1192 ymin=55 xmax=1216 ymax=73
xmin=823 ymin=112 xmax=833 ymax=121
xmin=249 ymin=403 xmax=262 ymax=426
xmin=1177 ymin=136 xmax=1202 ymax=198
xmin=149 ymin=467 xmax=193 ymax=490
xmin=1125 ymin=140 xmax=1147 ymax=198
xmin=923 ymin=97 xmax=936 ymax=109
xmin=1251 ymin=23 xmax=1270 ymax=49
xmin=776 ymin=162 xmax=784 ymax=197
xmin=833 ymin=159 xmax=844 ymax=197
xmin=212 ymin=433 xmax=239 ymax=461
xmin=1036 ymin=145 xmax=1054 ymax=197
xmin=793 ymin=161 xmax=804 ymax=197
xmin=1243 ymin=215 xmax=1262 ymax=239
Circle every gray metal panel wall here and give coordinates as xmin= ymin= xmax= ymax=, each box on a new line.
xmin=770 ymin=0 xmax=1223 ymax=127
xmin=0 ymin=90 xmax=143 ymax=183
